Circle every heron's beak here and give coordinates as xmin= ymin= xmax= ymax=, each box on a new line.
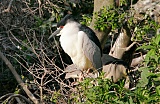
xmin=48 ymin=28 xmax=62 ymax=40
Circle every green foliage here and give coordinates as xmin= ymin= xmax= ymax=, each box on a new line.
xmin=94 ymin=4 xmax=129 ymax=32
xmin=80 ymin=14 xmax=92 ymax=26
xmin=93 ymin=7 xmax=159 ymax=104
xmin=70 ymin=28 xmax=160 ymax=103
xmin=72 ymin=75 xmax=135 ymax=104
xmin=71 ymin=70 xmax=160 ymax=103
xmin=136 ymin=34 xmax=160 ymax=103
xmin=50 ymin=91 xmax=61 ymax=103
xmin=133 ymin=16 xmax=160 ymax=41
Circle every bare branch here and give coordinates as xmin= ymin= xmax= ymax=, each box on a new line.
xmin=1 ymin=93 xmax=32 ymax=104
xmin=2 ymin=0 xmax=14 ymax=13
xmin=109 ymin=23 xmax=132 ymax=59
xmin=0 ymin=51 xmax=39 ymax=104
xmin=131 ymin=55 xmax=146 ymax=67
xmin=125 ymin=42 xmax=137 ymax=51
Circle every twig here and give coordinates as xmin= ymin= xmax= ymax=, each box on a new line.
xmin=125 ymin=42 xmax=137 ymax=51
xmin=40 ymin=68 xmax=47 ymax=103
xmin=54 ymin=37 xmax=66 ymax=69
xmin=0 ymin=93 xmax=13 ymax=100
xmin=1 ymin=93 xmax=32 ymax=104
xmin=15 ymin=97 xmax=22 ymax=104
xmin=0 ymin=51 xmax=39 ymax=104
xmin=2 ymin=0 xmax=14 ymax=13
xmin=38 ymin=0 xmax=42 ymax=17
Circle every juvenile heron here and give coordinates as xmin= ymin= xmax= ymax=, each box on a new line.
xmin=49 ymin=14 xmax=102 ymax=79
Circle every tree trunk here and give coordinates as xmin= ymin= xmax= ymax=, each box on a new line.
xmin=90 ymin=0 xmax=133 ymax=88
xmin=90 ymin=0 xmax=114 ymax=49
xmin=91 ymin=0 xmax=133 ymax=60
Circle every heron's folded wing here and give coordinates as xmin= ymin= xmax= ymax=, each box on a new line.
xmin=78 ymin=31 xmax=102 ymax=70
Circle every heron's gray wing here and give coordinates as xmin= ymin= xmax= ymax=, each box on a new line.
xmin=78 ymin=31 xmax=102 ymax=70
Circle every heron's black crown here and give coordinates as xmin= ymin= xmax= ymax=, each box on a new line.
xmin=57 ymin=14 xmax=75 ymax=27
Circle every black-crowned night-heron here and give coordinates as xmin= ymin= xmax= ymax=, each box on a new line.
xmin=49 ymin=14 xmax=102 ymax=79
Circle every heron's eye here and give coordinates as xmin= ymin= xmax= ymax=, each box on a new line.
xmin=60 ymin=26 xmax=64 ymax=28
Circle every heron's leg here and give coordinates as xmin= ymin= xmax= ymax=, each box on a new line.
xmin=86 ymin=68 xmax=91 ymax=74
xmin=78 ymin=68 xmax=92 ymax=81
xmin=78 ymin=71 xmax=84 ymax=82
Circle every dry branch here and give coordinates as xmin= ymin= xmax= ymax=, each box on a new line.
xmin=0 ymin=93 xmax=32 ymax=104
xmin=131 ymin=55 xmax=146 ymax=67
xmin=109 ymin=24 xmax=132 ymax=59
xmin=0 ymin=51 xmax=39 ymax=104
xmin=2 ymin=0 xmax=14 ymax=13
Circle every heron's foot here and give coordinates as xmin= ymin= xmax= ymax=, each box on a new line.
xmin=78 ymin=69 xmax=93 ymax=81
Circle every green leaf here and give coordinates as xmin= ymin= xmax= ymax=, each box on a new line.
xmin=148 ymin=49 xmax=156 ymax=55
xmin=137 ymin=67 xmax=153 ymax=87
xmin=153 ymin=73 xmax=160 ymax=81
xmin=137 ymin=45 xmax=155 ymax=50
xmin=156 ymin=86 xmax=160 ymax=95
xmin=154 ymin=34 xmax=160 ymax=45
xmin=128 ymin=97 xmax=134 ymax=104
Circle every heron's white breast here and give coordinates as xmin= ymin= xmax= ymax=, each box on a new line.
xmin=59 ymin=22 xmax=79 ymax=57
xmin=59 ymin=22 xmax=93 ymax=70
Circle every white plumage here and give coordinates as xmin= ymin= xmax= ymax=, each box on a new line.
xmin=49 ymin=14 xmax=102 ymax=75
